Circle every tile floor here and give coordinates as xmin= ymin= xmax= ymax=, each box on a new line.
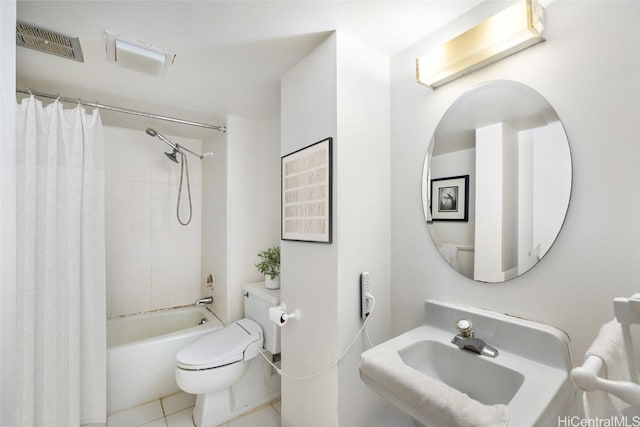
xmin=107 ymin=392 xmax=281 ymax=427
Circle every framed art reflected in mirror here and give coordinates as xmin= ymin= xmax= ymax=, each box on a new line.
xmin=430 ymin=175 xmax=469 ymax=222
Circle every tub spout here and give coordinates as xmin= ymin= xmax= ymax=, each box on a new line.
xmin=195 ymin=296 xmax=213 ymax=306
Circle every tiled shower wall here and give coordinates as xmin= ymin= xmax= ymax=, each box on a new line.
xmin=104 ymin=125 xmax=204 ymax=318
xmin=201 ymin=137 xmax=228 ymax=323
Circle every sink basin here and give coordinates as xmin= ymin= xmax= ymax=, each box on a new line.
xmin=399 ymin=340 xmax=524 ymax=405
xmin=359 ymin=300 xmax=574 ymax=427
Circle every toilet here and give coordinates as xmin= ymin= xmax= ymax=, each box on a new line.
xmin=175 ymin=283 xmax=281 ymax=427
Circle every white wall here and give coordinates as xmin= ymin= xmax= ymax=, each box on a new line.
xmin=501 ymin=123 xmax=518 ymax=276
xmin=532 ymin=122 xmax=572 ymax=258
xmin=281 ymin=31 xmax=410 ymax=427
xmin=280 ymin=33 xmax=339 ymax=427
xmin=334 ymin=33 xmax=407 ymax=427
xmin=202 ymin=134 xmax=228 ymax=321
xmin=390 ymin=0 xmax=640 ymax=408
xmin=104 ymin=126 xmax=204 ymax=317
xmin=474 ymin=122 xmax=506 ymax=282
xmin=226 ymin=114 xmax=281 ymax=325
xmin=0 ymin=1 xmax=16 ymax=424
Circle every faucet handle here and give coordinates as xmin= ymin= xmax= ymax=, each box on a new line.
xmin=455 ymin=319 xmax=474 ymax=337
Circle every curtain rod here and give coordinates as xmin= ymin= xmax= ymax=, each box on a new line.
xmin=16 ymin=88 xmax=226 ymax=133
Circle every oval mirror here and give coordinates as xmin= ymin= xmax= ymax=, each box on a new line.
xmin=422 ymin=80 xmax=572 ymax=283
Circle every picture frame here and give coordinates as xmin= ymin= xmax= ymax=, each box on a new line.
xmin=430 ymin=175 xmax=469 ymax=221
xmin=281 ymin=137 xmax=332 ymax=243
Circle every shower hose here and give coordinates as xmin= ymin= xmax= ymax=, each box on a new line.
xmin=176 ymin=151 xmax=192 ymax=226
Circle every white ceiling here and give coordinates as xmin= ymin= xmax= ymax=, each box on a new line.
xmin=16 ymin=0 xmax=482 ymax=139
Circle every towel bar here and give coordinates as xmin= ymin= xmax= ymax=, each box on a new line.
xmin=571 ymin=355 xmax=640 ymax=406
xmin=614 ymin=294 xmax=640 ymax=384
xmin=572 ymin=293 xmax=640 ymax=407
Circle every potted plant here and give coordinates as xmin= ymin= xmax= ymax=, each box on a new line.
xmin=255 ymin=246 xmax=280 ymax=289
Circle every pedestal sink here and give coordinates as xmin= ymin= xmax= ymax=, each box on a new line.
xmin=359 ymin=300 xmax=574 ymax=427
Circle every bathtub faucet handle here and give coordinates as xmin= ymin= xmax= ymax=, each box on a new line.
xmin=195 ymin=296 xmax=213 ymax=306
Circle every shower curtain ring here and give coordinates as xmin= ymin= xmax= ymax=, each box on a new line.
xmin=27 ymin=88 xmax=33 ymax=96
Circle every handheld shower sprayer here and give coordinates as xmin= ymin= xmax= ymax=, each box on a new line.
xmin=146 ymin=127 xmax=179 ymax=150
xmin=146 ymin=127 xmax=210 ymax=160
xmin=144 ymin=127 xmax=217 ymax=226
xmin=145 ymin=127 xmax=198 ymax=225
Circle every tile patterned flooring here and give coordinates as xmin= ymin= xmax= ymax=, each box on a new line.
xmin=107 ymin=392 xmax=281 ymax=427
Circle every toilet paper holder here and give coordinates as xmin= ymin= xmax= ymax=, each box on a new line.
xmin=269 ymin=303 xmax=301 ymax=327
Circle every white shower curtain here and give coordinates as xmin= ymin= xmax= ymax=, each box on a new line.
xmin=15 ymin=96 xmax=106 ymax=426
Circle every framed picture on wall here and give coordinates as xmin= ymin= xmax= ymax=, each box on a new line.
xmin=430 ymin=175 xmax=469 ymax=221
xmin=281 ymin=137 xmax=332 ymax=243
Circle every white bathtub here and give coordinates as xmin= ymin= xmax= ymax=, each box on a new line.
xmin=107 ymin=305 xmax=223 ymax=414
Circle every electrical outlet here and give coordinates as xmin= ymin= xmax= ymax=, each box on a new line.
xmin=360 ymin=272 xmax=372 ymax=319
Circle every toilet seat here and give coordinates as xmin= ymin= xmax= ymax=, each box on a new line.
xmin=176 ymin=318 xmax=263 ymax=370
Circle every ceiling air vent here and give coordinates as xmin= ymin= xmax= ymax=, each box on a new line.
xmin=16 ymin=20 xmax=84 ymax=62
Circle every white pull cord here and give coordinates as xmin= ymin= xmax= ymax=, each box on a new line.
xmin=259 ymin=295 xmax=376 ymax=380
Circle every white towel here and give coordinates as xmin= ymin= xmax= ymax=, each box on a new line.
xmin=583 ymin=320 xmax=630 ymax=418
xmin=360 ymin=346 xmax=508 ymax=427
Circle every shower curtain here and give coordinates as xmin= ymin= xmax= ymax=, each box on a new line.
xmin=15 ymin=95 xmax=106 ymax=426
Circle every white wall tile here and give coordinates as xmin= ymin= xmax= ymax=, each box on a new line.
xmin=151 ymin=167 xmax=170 ymax=183
xmin=132 ymin=214 xmax=152 ymax=231
xmin=130 ymin=198 xmax=153 ymax=215
xmin=130 ymin=297 xmax=152 ymax=315
xmin=130 ymin=167 xmax=152 ymax=183
xmin=108 ymin=166 xmax=133 ymax=183
xmin=152 ymin=183 xmax=172 ymax=200
xmin=130 ymin=278 xmax=151 ymax=298
xmin=151 ymin=287 xmax=171 ymax=311
xmin=111 ymin=181 xmax=133 ymax=198
xmin=151 ymin=198 xmax=173 ymax=215
xmin=105 ymin=126 xmax=205 ymax=317
xmin=109 ymin=297 xmax=132 ymax=318
xmin=132 ymin=182 xmax=152 ymax=199
xmin=169 ymin=287 xmax=201 ymax=307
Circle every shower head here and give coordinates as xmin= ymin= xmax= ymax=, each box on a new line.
xmin=145 ymin=128 xmax=158 ymax=137
xmin=165 ymin=149 xmax=179 ymax=164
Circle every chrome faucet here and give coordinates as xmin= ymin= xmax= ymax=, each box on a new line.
xmin=195 ymin=296 xmax=213 ymax=306
xmin=451 ymin=319 xmax=499 ymax=358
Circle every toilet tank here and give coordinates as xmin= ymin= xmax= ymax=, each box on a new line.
xmin=243 ymin=282 xmax=280 ymax=354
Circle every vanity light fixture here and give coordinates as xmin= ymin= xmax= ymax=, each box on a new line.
xmin=416 ymin=0 xmax=545 ymax=89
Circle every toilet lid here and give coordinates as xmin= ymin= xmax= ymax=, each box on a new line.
xmin=176 ymin=319 xmax=262 ymax=370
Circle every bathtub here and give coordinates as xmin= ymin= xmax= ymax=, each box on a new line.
xmin=107 ymin=305 xmax=223 ymax=414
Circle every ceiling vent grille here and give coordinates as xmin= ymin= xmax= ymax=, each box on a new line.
xmin=16 ymin=20 xmax=84 ymax=62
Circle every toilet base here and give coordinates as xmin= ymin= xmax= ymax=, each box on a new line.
xmin=192 ymin=388 xmax=233 ymax=427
